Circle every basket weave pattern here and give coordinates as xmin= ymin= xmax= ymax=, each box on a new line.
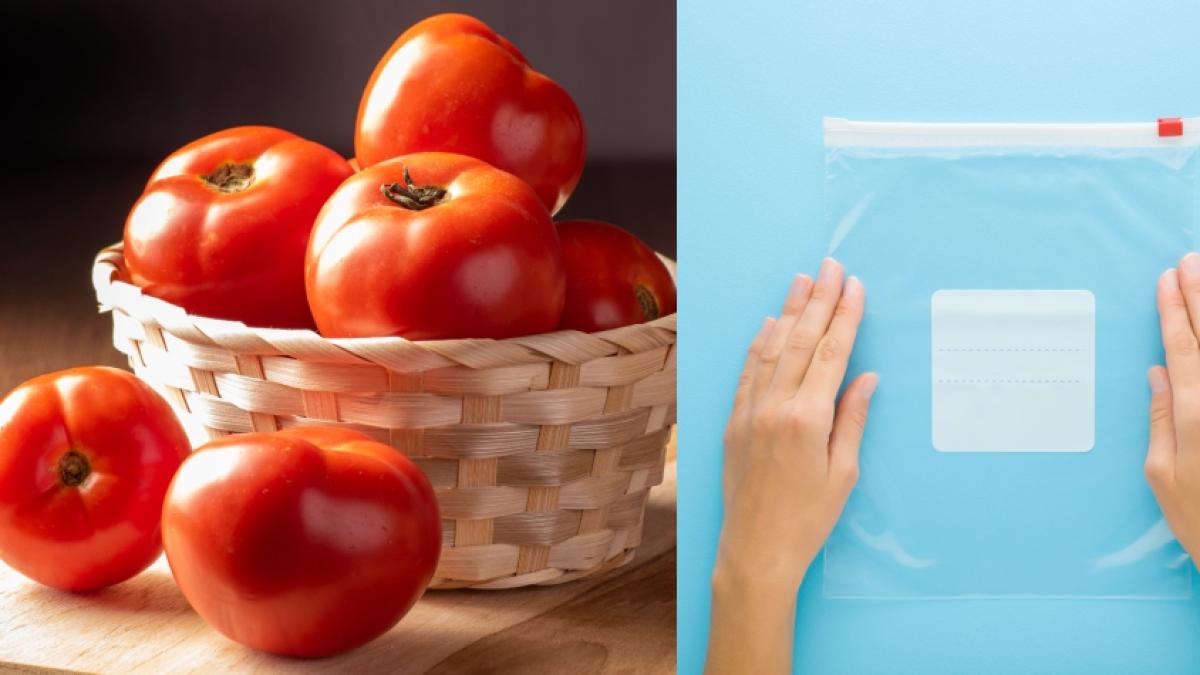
xmin=92 ymin=244 xmax=676 ymax=589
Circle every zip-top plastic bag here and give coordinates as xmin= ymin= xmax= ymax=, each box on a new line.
xmin=822 ymin=117 xmax=1199 ymax=598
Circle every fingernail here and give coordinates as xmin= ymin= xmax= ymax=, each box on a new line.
xmin=859 ymin=373 xmax=879 ymax=399
xmin=762 ymin=316 xmax=777 ymax=339
xmin=1162 ymin=268 xmax=1179 ymax=290
xmin=1183 ymin=253 xmax=1200 ymax=276
xmin=844 ymin=275 xmax=863 ymax=298
xmin=790 ymin=273 xmax=812 ymax=297
xmin=818 ymin=257 xmax=840 ymax=283
xmin=1149 ymin=366 xmax=1170 ymax=393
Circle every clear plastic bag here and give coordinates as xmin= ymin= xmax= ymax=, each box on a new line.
xmin=822 ymin=117 xmax=1199 ymax=598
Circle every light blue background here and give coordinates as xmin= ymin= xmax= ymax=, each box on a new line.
xmin=677 ymin=1 xmax=1200 ymax=673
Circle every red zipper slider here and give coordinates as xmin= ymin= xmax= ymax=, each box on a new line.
xmin=1158 ymin=117 xmax=1184 ymax=137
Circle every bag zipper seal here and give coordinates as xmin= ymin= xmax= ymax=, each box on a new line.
xmin=824 ymin=116 xmax=1200 ymax=148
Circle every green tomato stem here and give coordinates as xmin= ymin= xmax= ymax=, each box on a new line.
xmin=380 ymin=166 xmax=448 ymax=211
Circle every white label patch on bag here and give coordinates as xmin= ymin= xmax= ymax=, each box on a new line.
xmin=931 ymin=290 xmax=1095 ymax=452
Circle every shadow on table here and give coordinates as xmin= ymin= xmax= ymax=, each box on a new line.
xmin=13 ymin=566 xmax=191 ymax=615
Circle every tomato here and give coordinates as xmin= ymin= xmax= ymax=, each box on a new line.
xmin=556 ymin=220 xmax=676 ymax=332
xmin=306 ymin=152 xmax=565 ymax=339
xmin=124 ymin=126 xmax=354 ymax=328
xmin=161 ymin=426 xmax=439 ymax=658
xmin=355 ymin=13 xmax=585 ymax=215
xmin=0 ymin=367 xmax=190 ymax=591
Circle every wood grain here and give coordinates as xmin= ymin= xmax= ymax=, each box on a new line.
xmin=427 ymin=550 xmax=676 ymax=674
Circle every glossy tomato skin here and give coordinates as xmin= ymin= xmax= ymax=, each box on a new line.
xmin=556 ymin=220 xmax=676 ymax=332
xmin=306 ymin=152 xmax=565 ymax=339
xmin=355 ymin=13 xmax=585 ymax=215
xmin=161 ymin=426 xmax=440 ymax=658
xmin=124 ymin=126 xmax=354 ymax=329
xmin=0 ymin=367 xmax=191 ymax=591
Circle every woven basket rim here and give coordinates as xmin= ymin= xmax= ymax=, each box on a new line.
xmin=92 ymin=241 xmax=677 ymax=357
xmin=95 ymin=241 xmax=676 ymax=589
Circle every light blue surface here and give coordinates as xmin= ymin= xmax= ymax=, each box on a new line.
xmin=677 ymin=1 xmax=1200 ymax=673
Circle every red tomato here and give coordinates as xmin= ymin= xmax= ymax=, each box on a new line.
xmin=556 ymin=220 xmax=676 ymax=332
xmin=124 ymin=126 xmax=353 ymax=328
xmin=306 ymin=152 xmax=565 ymax=339
xmin=161 ymin=426 xmax=440 ymax=657
xmin=355 ymin=13 xmax=585 ymax=215
xmin=0 ymin=367 xmax=190 ymax=591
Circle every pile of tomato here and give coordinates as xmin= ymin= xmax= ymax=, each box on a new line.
xmin=0 ymin=14 xmax=675 ymax=658
xmin=125 ymin=13 xmax=674 ymax=338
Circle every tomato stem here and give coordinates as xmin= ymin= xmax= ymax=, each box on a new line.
xmin=58 ymin=451 xmax=91 ymax=487
xmin=380 ymin=167 xmax=448 ymax=211
xmin=635 ymin=284 xmax=660 ymax=321
xmin=201 ymin=162 xmax=255 ymax=193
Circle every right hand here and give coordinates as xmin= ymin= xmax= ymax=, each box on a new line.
xmin=1145 ymin=253 xmax=1200 ymax=562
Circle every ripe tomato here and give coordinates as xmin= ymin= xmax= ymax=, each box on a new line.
xmin=124 ymin=126 xmax=353 ymax=328
xmin=556 ymin=220 xmax=676 ymax=332
xmin=0 ymin=367 xmax=190 ymax=591
xmin=355 ymin=13 xmax=585 ymax=215
xmin=306 ymin=152 xmax=565 ymax=339
xmin=161 ymin=426 xmax=440 ymax=657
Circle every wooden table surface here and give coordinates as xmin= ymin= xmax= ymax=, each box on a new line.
xmin=0 ymin=161 xmax=677 ymax=674
xmin=0 ymin=464 xmax=675 ymax=674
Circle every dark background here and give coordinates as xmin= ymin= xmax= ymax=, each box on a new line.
xmin=2 ymin=1 xmax=675 ymax=162
xmin=0 ymin=0 xmax=676 ymax=391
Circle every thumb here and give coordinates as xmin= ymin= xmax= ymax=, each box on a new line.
xmin=827 ymin=372 xmax=879 ymax=495
xmin=1145 ymin=366 xmax=1177 ymax=493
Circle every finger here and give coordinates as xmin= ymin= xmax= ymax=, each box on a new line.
xmin=827 ymin=372 xmax=879 ymax=495
xmin=732 ymin=316 xmax=776 ymax=415
xmin=750 ymin=274 xmax=813 ymax=403
xmin=1177 ymin=253 xmax=1200 ymax=339
xmin=1158 ymin=268 xmax=1200 ymax=438
xmin=1145 ymin=366 xmax=1177 ymax=494
xmin=767 ymin=258 xmax=845 ymax=399
xmin=795 ymin=275 xmax=865 ymax=403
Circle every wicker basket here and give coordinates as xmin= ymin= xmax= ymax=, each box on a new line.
xmin=91 ymin=243 xmax=676 ymax=590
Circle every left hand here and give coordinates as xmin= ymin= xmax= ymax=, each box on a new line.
xmin=706 ymin=258 xmax=877 ymax=675
xmin=715 ymin=258 xmax=878 ymax=593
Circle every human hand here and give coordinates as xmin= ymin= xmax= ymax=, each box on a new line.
xmin=715 ymin=258 xmax=878 ymax=592
xmin=706 ymin=258 xmax=877 ymax=675
xmin=1145 ymin=254 xmax=1200 ymax=563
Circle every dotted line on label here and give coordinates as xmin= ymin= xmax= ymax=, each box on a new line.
xmin=936 ymin=348 xmax=1083 ymax=352
xmin=936 ymin=379 xmax=1083 ymax=384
